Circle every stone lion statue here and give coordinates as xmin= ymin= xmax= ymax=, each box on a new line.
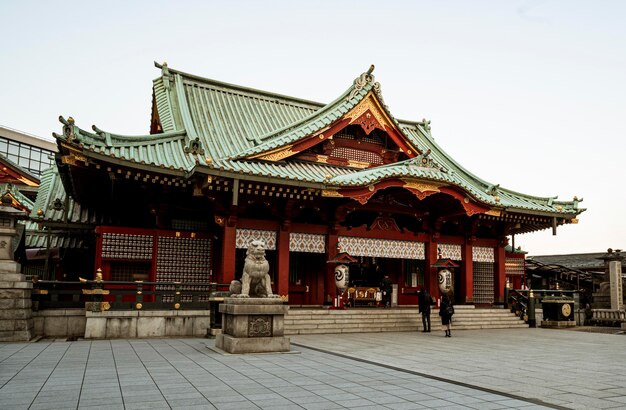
xmin=230 ymin=240 xmax=280 ymax=298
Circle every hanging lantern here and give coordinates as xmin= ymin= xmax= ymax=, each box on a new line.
xmin=334 ymin=264 xmax=350 ymax=291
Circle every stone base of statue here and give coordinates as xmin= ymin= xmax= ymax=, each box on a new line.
xmin=215 ymin=297 xmax=290 ymax=354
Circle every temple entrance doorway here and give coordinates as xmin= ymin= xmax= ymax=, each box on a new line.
xmin=289 ymin=252 xmax=326 ymax=305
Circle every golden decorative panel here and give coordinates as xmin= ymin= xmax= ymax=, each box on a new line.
xmin=321 ymin=189 xmax=343 ymax=197
xmin=253 ymin=145 xmax=295 ymax=161
xmin=485 ymin=209 xmax=502 ymax=217
xmin=402 ymin=180 xmax=444 ymax=193
xmin=345 ymin=93 xmax=392 ymax=130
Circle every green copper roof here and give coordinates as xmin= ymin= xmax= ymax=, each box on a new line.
xmin=54 ymin=64 xmax=584 ymax=219
xmin=30 ymin=166 xmax=100 ymax=224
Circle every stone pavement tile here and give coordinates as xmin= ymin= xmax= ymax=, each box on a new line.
xmin=172 ymin=405 xmax=217 ymax=410
xmin=549 ymin=393 xmax=624 ymax=409
xmin=212 ymin=400 xmax=260 ymax=409
xmin=78 ymin=405 xmax=125 ymax=410
xmin=207 ymin=394 xmax=249 ymax=404
xmin=382 ymin=402 xmax=427 ymax=409
xmin=491 ymin=398 xmax=549 ymax=408
xmin=299 ymin=400 xmax=344 ymax=410
xmin=123 ymin=393 xmax=168 ymax=404
xmin=277 ymin=390 xmax=318 ymax=400
xmin=125 ymin=401 xmax=173 ymax=410
xmin=332 ymin=397 xmax=379 ymax=407
xmin=78 ymin=397 xmax=124 ymax=407
xmin=162 ymin=391 xmax=205 ymax=401
xmin=253 ymin=397 xmax=298 ymax=407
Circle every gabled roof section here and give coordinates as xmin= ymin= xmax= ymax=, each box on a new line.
xmin=231 ymin=65 xmax=419 ymax=162
xmin=152 ymin=62 xmax=323 ymax=163
xmin=0 ymin=182 xmax=34 ymax=213
xmin=0 ymin=154 xmax=40 ymax=187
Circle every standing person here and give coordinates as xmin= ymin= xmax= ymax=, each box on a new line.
xmin=439 ymin=293 xmax=454 ymax=337
xmin=380 ymin=274 xmax=392 ymax=308
xmin=417 ymin=286 xmax=431 ymax=332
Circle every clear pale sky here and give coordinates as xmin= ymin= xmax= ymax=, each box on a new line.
xmin=1 ymin=0 xmax=624 ymax=256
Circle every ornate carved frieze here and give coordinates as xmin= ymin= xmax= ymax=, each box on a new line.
xmin=321 ymin=189 xmax=343 ymax=198
xmin=345 ymin=94 xmax=392 ymax=132
xmin=254 ymin=145 xmax=295 ymax=161
xmin=248 ymin=315 xmax=272 ymax=337
xmin=369 ymin=217 xmax=401 ymax=232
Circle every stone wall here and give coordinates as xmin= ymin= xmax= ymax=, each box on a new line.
xmin=84 ymin=310 xmax=211 ymax=339
xmin=33 ymin=309 xmax=86 ymax=338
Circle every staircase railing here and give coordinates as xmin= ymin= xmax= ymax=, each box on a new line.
xmin=505 ymin=289 xmax=580 ymax=325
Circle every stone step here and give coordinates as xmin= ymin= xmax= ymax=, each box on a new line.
xmin=285 ymin=307 xmax=527 ymax=335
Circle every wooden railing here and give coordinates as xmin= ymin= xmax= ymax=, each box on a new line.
xmin=32 ymin=279 xmax=230 ymax=311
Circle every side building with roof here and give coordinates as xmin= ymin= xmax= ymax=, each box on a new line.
xmin=35 ymin=63 xmax=584 ymax=305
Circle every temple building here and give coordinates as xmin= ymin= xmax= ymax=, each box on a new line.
xmin=31 ymin=63 xmax=584 ymax=306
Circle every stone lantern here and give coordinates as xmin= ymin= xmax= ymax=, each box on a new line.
xmin=0 ymin=185 xmax=34 ymax=341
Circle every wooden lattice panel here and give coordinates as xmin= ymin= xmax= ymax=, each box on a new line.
xmin=473 ymin=262 xmax=494 ymax=304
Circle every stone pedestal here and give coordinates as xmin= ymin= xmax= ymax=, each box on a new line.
xmin=215 ymin=298 xmax=289 ymax=354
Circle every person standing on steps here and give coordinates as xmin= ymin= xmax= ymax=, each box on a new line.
xmin=417 ymin=286 xmax=431 ymax=332
xmin=439 ymin=293 xmax=454 ymax=337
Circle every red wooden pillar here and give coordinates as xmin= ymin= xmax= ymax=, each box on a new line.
xmin=494 ymin=243 xmax=506 ymax=303
xmin=460 ymin=242 xmax=474 ymax=304
xmin=276 ymin=227 xmax=290 ymax=300
xmin=425 ymin=236 xmax=438 ymax=296
xmin=221 ymin=222 xmax=237 ymax=284
xmin=326 ymin=230 xmax=339 ymax=303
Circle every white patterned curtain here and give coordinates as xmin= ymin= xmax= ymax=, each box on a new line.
xmin=472 ymin=246 xmax=495 ymax=262
xmin=236 ymin=229 xmax=277 ymax=250
xmin=438 ymin=243 xmax=462 ymax=260
xmin=290 ymin=233 xmax=326 ymax=253
xmin=338 ymin=237 xmax=425 ymax=259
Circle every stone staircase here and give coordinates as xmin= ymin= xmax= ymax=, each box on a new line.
xmin=284 ymin=305 xmax=527 ymax=335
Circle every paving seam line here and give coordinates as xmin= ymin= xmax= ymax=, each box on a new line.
xmin=291 ymin=342 xmax=568 ymax=410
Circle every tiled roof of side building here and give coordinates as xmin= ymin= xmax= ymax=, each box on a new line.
xmin=29 ymin=166 xmax=100 ymax=225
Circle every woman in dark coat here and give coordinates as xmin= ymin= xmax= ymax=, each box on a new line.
xmin=439 ymin=293 xmax=454 ymax=337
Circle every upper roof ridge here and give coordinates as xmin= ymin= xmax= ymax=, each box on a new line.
xmin=154 ymin=61 xmax=324 ymax=109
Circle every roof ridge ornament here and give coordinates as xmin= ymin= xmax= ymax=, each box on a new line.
xmin=419 ymin=118 xmax=431 ymax=132
xmin=56 ymin=116 xmax=78 ymax=143
xmin=348 ymin=64 xmax=378 ymax=101
xmin=406 ymin=149 xmax=447 ymax=173
xmin=184 ymin=137 xmax=205 ymax=156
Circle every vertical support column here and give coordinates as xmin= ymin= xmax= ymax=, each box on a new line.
xmin=276 ymin=227 xmax=290 ymax=300
xmin=494 ymin=243 xmax=506 ymax=304
xmin=221 ymin=179 xmax=240 ymax=285
xmin=425 ymin=236 xmax=438 ymax=296
xmin=326 ymin=229 xmax=339 ymax=304
xmin=460 ymin=241 xmax=473 ymax=304
xmin=221 ymin=222 xmax=237 ymax=284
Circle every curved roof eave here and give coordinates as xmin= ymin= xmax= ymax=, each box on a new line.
xmin=53 ymin=116 xmax=199 ymax=173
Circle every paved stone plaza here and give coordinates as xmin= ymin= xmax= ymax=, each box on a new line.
xmin=0 ymin=328 xmax=624 ymax=409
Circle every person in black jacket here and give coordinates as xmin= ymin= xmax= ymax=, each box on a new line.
xmin=439 ymin=293 xmax=454 ymax=337
xmin=417 ymin=287 xmax=431 ymax=332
